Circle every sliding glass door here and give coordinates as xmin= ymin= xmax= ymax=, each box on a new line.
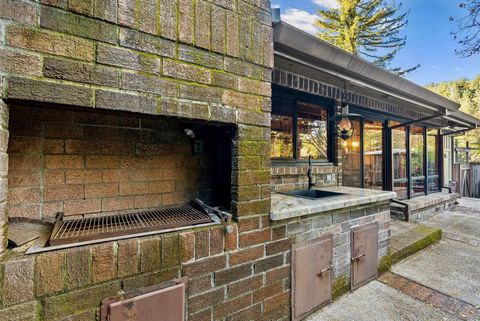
xmin=427 ymin=129 xmax=440 ymax=193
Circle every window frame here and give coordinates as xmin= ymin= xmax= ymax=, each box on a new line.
xmin=271 ymin=86 xmax=335 ymax=164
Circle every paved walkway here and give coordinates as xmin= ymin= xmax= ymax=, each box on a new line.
xmin=308 ymin=198 xmax=480 ymax=321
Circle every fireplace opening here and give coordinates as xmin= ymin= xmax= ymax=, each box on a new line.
xmin=6 ymin=104 xmax=235 ymax=251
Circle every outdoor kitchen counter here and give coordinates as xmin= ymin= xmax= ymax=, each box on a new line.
xmin=270 ymin=186 xmax=397 ymax=221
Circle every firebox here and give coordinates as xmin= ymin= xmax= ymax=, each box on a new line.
xmin=7 ymin=104 xmax=235 ymax=251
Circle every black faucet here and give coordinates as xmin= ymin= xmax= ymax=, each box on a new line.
xmin=307 ymin=155 xmax=316 ymax=190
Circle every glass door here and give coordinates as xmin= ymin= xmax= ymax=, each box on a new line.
xmin=392 ymin=123 xmax=408 ymax=199
xmin=364 ymin=120 xmax=384 ymax=190
xmin=411 ymin=126 xmax=425 ymax=196
xmin=341 ymin=120 xmax=362 ymax=188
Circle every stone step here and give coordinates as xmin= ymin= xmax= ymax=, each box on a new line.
xmin=390 ymin=222 xmax=442 ymax=264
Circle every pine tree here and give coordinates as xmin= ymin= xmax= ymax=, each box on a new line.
xmin=315 ymin=0 xmax=419 ymax=76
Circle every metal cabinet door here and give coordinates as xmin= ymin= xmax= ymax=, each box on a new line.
xmin=351 ymin=222 xmax=378 ymax=290
xmin=292 ymin=234 xmax=333 ymax=321
xmin=103 ymin=282 xmax=185 ymax=321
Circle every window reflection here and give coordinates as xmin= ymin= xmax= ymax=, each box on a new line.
xmin=427 ymin=129 xmax=439 ymax=193
xmin=297 ymin=102 xmax=328 ymax=160
xmin=271 ymin=99 xmax=293 ymax=158
xmin=342 ymin=120 xmax=362 ymax=188
xmin=392 ymin=123 xmax=408 ymax=199
xmin=364 ymin=121 xmax=383 ymax=190
xmin=411 ymin=126 xmax=425 ymax=196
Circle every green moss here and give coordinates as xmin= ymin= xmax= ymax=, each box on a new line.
xmin=378 ymin=249 xmax=392 ymax=274
xmin=392 ymin=227 xmax=442 ymax=264
xmin=332 ymin=275 xmax=350 ymax=301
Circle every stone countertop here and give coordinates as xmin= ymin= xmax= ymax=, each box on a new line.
xmin=271 ymin=186 xmax=397 ymax=221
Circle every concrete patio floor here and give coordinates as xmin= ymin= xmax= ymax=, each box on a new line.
xmin=308 ymin=197 xmax=480 ymax=321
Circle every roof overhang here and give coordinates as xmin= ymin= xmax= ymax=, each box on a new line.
xmin=273 ymin=22 xmax=461 ymax=117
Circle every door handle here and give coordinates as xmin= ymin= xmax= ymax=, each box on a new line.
xmin=317 ymin=266 xmax=332 ymax=277
xmin=351 ymin=253 xmax=366 ymax=262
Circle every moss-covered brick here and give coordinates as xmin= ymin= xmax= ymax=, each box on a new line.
xmin=182 ymin=254 xmax=227 ymax=277
xmin=119 ymin=27 xmax=176 ymax=58
xmin=93 ymin=0 xmax=117 ymax=23
xmin=0 ymin=47 xmax=41 ymax=77
xmin=161 ymin=234 xmax=181 ymax=267
xmin=225 ymin=57 xmax=264 ymax=80
xmin=65 ymin=248 xmax=91 ymax=290
xmin=0 ymin=301 xmax=38 ymax=321
xmin=95 ymin=89 xmax=156 ymax=114
xmin=238 ymin=1 xmax=271 ymax=26
xmin=163 ymin=59 xmax=212 ymax=85
xmin=35 ymin=251 xmax=65 ymax=297
xmin=140 ymin=237 xmax=161 ymax=273
xmin=222 ymin=90 xmax=263 ymax=111
xmin=40 ymin=6 xmax=118 ymax=44
xmin=160 ymin=0 xmax=177 ymax=40
xmin=118 ymin=0 xmax=137 ymax=28
xmin=212 ymin=71 xmax=238 ymax=90
xmin=239 ymin=17 xmax=252 ymax=61
xmin=236 ymin=141 xmax=270 ymax=157
xmin=139 ymin=0 xmax=157 ymax=35
xmin=97 ymin=44 xmax=161 ymax=74
xmin=0 ymin=0 xmax=38 ymax=26
xmin=120 ymin=72 xmax=178 ymax=96
xmin=195 ymin=0 xmax=211 ymax=50
xmin=7 ymin=77 xmax=94 ymax=107
xmin=332 ymin=275 xmax=350 ymax=300
xmin=226 ymin=11 xmax=239 ymax=57
xmin=91 ymin=243 xmax=117 ymax=283
xmin=238 ymin=78 xmax=271 ymax=97
xmin=179 ymin=83 xmax=224 ymax=104
xmin=41 ymin=0 xmax=68 ymax=9
xmin=68 ymin=0 xmax=93 ymax=16
xmin=238 ymin=110 xmax=271 ymax=127
xmin=251 ymin=22 xmax=262 ymax=65
xmin=178 ymin=45 xmax=224 ymax=70
xmin=237 ymin=125 xmax=270 ymax=141
xmin=6 ymin=25 xmax=95 ymax=61
xmin=178 ymin=0 xmax=194 ymax=44
xmin=209 ymin=105 xmax=237 ymax=124
xmin=234 ymin=170 xmax=270 ymax=187
xmin=122 ymin=267 xmax=180 ymax=291
xmin=234 ymin=156 xmax=262 ymax=171
xmin=117 ymin=239 xmax=139 ymax=277
xmin=43 ymin=281 xmax=121 ymax=320
xmin=211 ymin=6 xmax=226 ymax=54
xmin=233 ymin=185 xmax=261 ymax=202
xmin=44 ymin=57 xmax=119 ymax=87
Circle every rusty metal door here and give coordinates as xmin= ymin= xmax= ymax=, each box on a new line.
xmin=292 ymin=234 xmax=332 ymax=321
xmin=351 ymin=222 xmax=378 ymax=290
xmin=101 ymin=279 xmax=186 ymax=321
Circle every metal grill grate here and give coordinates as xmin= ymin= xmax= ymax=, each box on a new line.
xmin=49 ymin=204 xmax=213 ymax=246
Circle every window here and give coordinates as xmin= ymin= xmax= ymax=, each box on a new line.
xmin=392 ymin=123 xmax=408 ymax=199
xmin=271 ymin=99 xmax=329 ymax=161
xmin=427 ymin=129 xmax=440 ymax=193
xmin=341 ymin=120 xmax=362 ymax=188
xmin=271 ymin=98 xmax=294 ymax=158
xmin=364 ymin=121 xmax=383 ymax=190
xmin=410 ymin=126 xmax=425 ymax=197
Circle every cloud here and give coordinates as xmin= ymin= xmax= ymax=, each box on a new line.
xmin=432 ymin=65 xmax=441 ymax=70
xmin=282 ymin=8 xmax=320 ymax=35
xmin=312 ymin=0 xmax=340 ymax=9
xmin=454 ymin=67 xmax=463 ymax=71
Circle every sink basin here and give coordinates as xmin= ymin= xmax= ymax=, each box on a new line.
xmin=279 ymin=189 xmax=345 ymax=200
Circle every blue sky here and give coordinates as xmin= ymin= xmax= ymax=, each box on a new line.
xmin=272 ymin=0 xmax=480 ymax=85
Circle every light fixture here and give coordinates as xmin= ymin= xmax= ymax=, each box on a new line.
xmin=329 ymin=83 xmax=362 ymax=140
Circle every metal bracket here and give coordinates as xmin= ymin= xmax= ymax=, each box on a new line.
xmin=192 ymin=199 xmax=234 ymax=233
xmin=351 ymin=254 xmax=366 ymax=262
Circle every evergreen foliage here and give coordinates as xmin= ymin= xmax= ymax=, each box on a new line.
xmin=315 ymin=0 xmax=419 ymax=76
